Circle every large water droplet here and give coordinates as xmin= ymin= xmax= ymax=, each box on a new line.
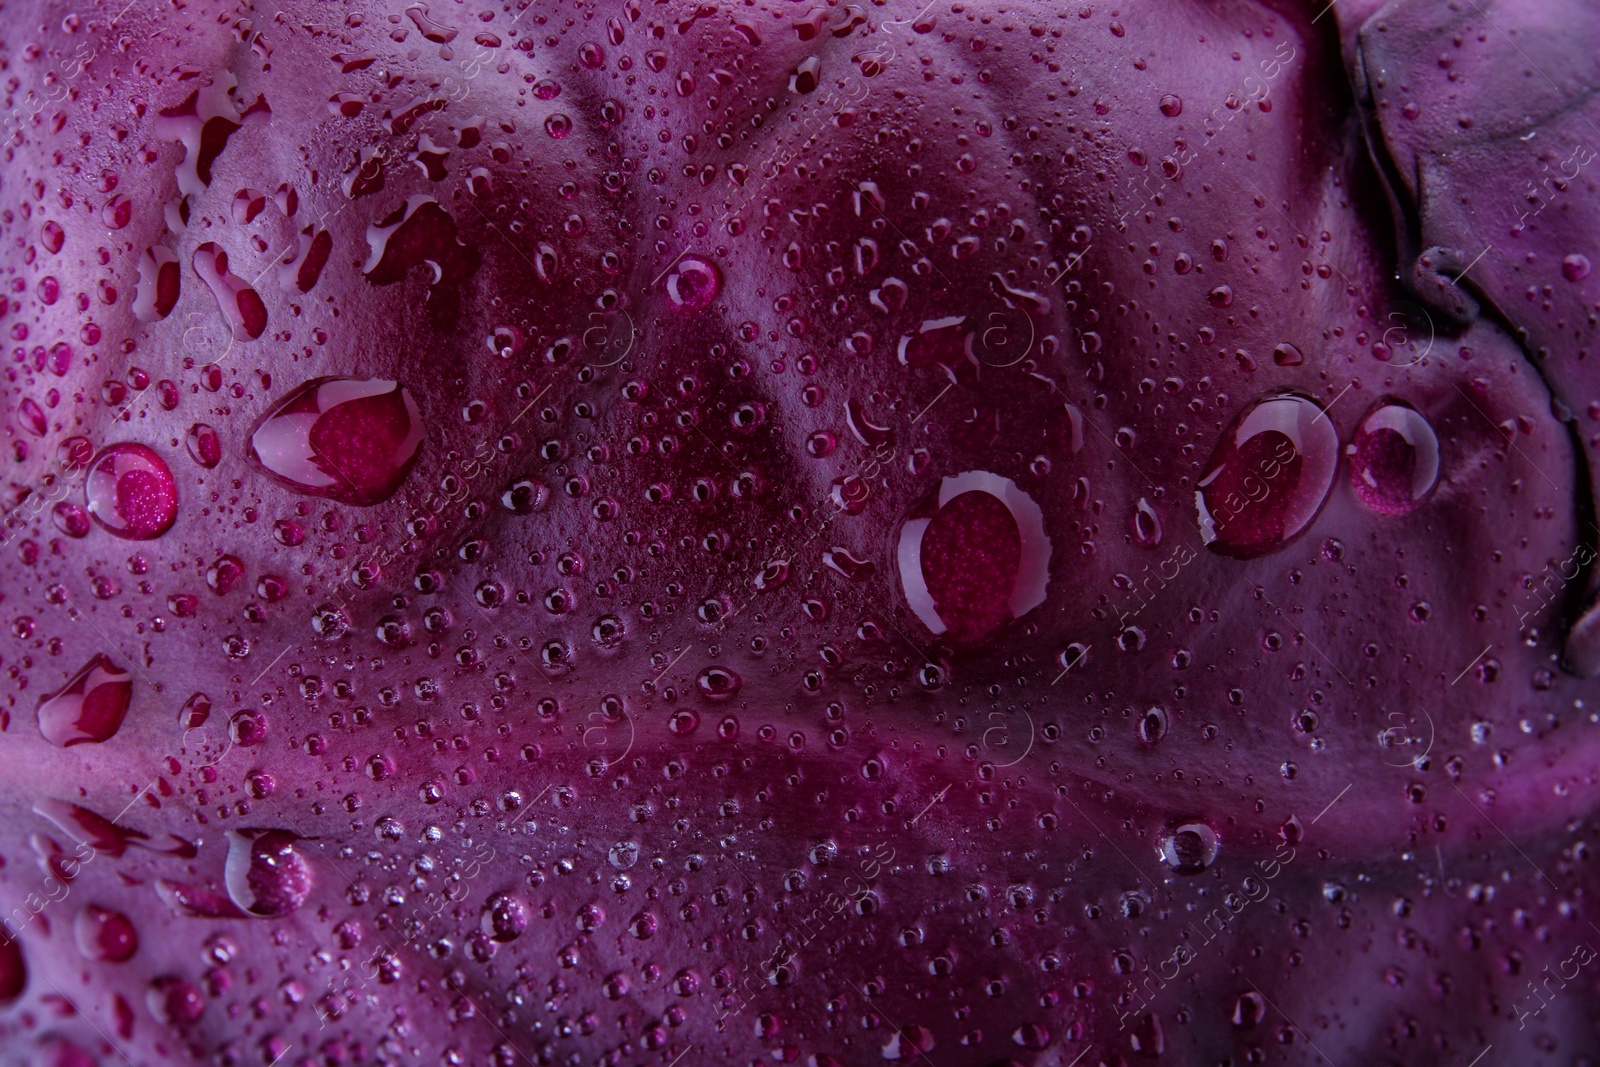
xmin=897 ymin=316 xmax=977 ymax=385
xmin=663 ymin=254 xmax=721 ymax=313
xmin=898 ymin=472 xmax=1050 ymax=645
xmin=1347 ymin=400 xmax=1439 ymax=515
xmin=224 ymin=829 xmax=312 ymax=917
xmin=696 ymin=666 xmax=742 ymax=701
xmin=154 ymin=879 xmax=248 ymax=919
xmin=146 ymin=975 xmax=205 ymax=1024
xmin=481 ymin=892 xmax=529 ymax=941
xmin=362 ymin=196 xmax=480 ymax=295
xmin=1158 ymin=822 xmax=1219 ymax=874
xmin=248 ymin=377 xmax=423 ymax=506
xmin=84 ymin=443 xmax=178 ymax=540
xmin=1195 ymin=393 xmax=1338 ymax=558
xmin=37 ymin=655 xmax=132 ymax=747
xmin=17 ymin=397 xmax=46 ymax=436
xmin=74 ymin=905 xmax=139 ymax=962
xmin=35 ymin=798 xmax=194 ymax=858
xmin=0 ymin=936 xmax=23 ymax=1005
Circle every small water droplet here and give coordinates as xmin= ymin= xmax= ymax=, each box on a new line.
xmin=1138 ymin=707 xmax=1168 ymax=744
xmin=51 ymin=501 xmax=91 ymax=538
xmin=1131 ymin=498 xmax=1162 ymax=546
xmin=1232 ymin=991 xmax=1266 ymax=1027
xmin=1272 ymin=342 xmax=1304 ymax=366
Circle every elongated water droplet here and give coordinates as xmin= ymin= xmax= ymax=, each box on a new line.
xmin=37 ymin=655 xmax=132 ymax=747
xmin=248 ymin=378 xmax=423 ymax=506
xmin=1132 ymin=498 xmax=1163 ymax=546
xmin=191 ymin=243 xmax=267 ymax=341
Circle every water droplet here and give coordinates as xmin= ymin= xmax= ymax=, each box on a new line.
xmin=1131 ymin=498 xmax=1162 ymax=546
xmin=362 ymin=197 xmax=479 ymax=295
xmin=1196 ymin=393 xmax=1339 ymax=558
xmin=1232 ymin=991 xmax=1266 ymax=1027
xmin=146 ymin=975 xmax=205 ymax=1024
xmin=229 ymin=709 xmax=269 ymax=746
xmin=248 ymin=378 xmax=423 ymax=506
xmin=1347 ymin=401 xmax=1439 ymax=515
xmin=1563 ymin=254 xmax=1591 ymax=283
xmin=17 ymin=397 xmax=46 ymax=436
xmin=37 ymin=655 xmax=132 ymax=747
xmin=501 ymin=479 xmax=547 ymax=514
xmin=898 ymin=472 xmax=1050 ymax=645
xmin=224 ymin=829 xmax=311 ymax=917
xmin=881 ymin=1025 xmax=936 ymax=1060
xmin=1158 ymin=822 xmax=1219 ymax=874
xmin=0 ymin=934 xmax=22 ymax=1005
xmin=1159 ymin=94 xmax=1183 ymax=117
xmin=823 ymin=546 xmax=876 ymax=582
xmin=696 ymin=666 xmax=741 ymax=701
xmin=74 ymin=905 xmax=139 ymax=962
xmin=102 ymin=194 xmax=133 ymax=229
xmin=897 ymin=316 xmax=976 ymax=385
xmin=179 ymin=691 xmax=212 ymax=729
xmin=1138 ymin=707 xmax=1168 ymax=744
xmin=84 ymin=443 xmax=178 ymax=540
xmin=481 ymin=892 xmax=528 ymax=941
xmin=186 ymin=423 xmax=222 ymax=468
xmin=191 ymin=243 xmax=266 ymax=340
xmin=51 ymin=501 xmax=92 ymax=538
xmin=664 ymin=255 xmax=721 ymax=314
xmin=206 ymin=554 xmax=246 ymax=594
